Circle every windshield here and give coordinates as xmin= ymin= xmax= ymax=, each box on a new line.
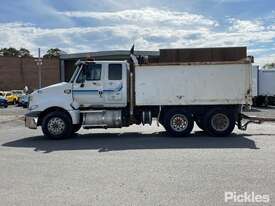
xmin=69 ymin=65 xmax=82 ymax=83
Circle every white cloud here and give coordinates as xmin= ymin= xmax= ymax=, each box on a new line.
xmin=0 ymin=7 xmax=275 ymax=65
xmin=60 ymin=7 xmax=218 ymax=28
xmin=255 ymin=53 xmax=275 ymax=66
xmin=229 ymin=19 xmax=265 ymax=32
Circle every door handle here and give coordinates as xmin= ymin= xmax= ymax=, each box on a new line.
xmin=98 ymin=90 xmax=103 ymax=97
xmin=80 ymin=83 xmax=85 ymax=88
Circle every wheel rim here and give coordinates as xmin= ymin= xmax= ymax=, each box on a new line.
xmin=211 ymin=113 xmax=230 ymax=132
xmin=170 ymin=114 xmax=188 ymax=132
xmin=47 ymin=117 xmax=66 ymax=135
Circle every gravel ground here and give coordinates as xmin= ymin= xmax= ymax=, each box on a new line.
xmin=0 ymin=106 xmax=274 ymax=205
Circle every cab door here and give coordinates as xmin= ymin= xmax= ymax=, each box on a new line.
xmin=72 ymin=63 xmax=104 ymax=108
xmin=103 ymin=63 xmax=127 ymax=107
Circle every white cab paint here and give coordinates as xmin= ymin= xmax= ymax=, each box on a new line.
xmin=29 ymin=82 xmax=73 ymax=111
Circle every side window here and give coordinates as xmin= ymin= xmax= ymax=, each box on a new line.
xmin=76 ymin=64 xmax=102 ymax=83
xmin=86 ymin=64 xmax=102 ymax=81
xmin=108 ymin=64 xmax=122 ymax=80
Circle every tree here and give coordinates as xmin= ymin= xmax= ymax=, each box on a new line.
xmin=0 ymin=47 xmax=20 ymax=57
xmin=0 ymin=47 xmax=32 ymax=57
xmin=43 ymin=48 xmax=62 ymax=58
xmin=18 ymin=48 xmax=32 ymax=57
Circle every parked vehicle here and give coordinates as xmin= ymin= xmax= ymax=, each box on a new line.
xmin=0 ymin=96 xmax=8 ymax=108
xmin=12 ymin=90 xmax=25 ymax=98
xmin=25 ymin=52 xmax=255 ymax=139
xmin=18 ymin=95 xmax=29 ymax=108
xmin=3 ymin=92 xmax=18 ymax=104
xmin=251 ymin=66 xmax=275 ymax=106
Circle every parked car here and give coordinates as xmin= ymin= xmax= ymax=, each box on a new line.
xmin=12 ymin=90 xmax=25 ymax=98
xmin=3 ymin=92 xmax=18 ymax=104
xmin=0 ymin=96 xmax=8 ymax=108
xmin=18 ymin=95 xmax=29 ymax=108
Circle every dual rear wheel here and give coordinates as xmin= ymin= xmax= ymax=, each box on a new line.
xmin=201 ymin=109 xmax=236 ymax=136
xmin=163 ymin=108 xmax=236 ymax=137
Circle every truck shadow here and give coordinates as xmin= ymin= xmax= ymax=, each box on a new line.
xmin=2 ymin=131 xmax=258 ymax=153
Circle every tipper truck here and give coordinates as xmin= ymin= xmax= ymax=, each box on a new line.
xmin=25 ymin=50 xmax=255 ymax=139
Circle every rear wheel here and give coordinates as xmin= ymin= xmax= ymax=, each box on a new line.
xmin=204 ymin=109 xmax=235 ymax=137
xmin=163 ymin=109 xmax=194 ymax=137
xmin=42 ymin=111 xmax=73 ymax=139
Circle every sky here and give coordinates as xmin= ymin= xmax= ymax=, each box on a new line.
xmin=0 ymin=0 xmax=274 ymax=65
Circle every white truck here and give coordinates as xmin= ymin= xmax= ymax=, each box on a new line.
xmin=252 ymin=65 xmax=275 ymax=106
xmin=25 ymin=55 xmax=253 ymax=139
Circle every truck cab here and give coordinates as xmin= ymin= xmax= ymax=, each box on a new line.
xmin=71 ymin=61 xmax=128 ymax=109
xmin=26 ymin=60 xmax=130 ymax=139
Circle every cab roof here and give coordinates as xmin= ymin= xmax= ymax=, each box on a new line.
xmin=76 ymin=60 xmax=127 ymax=66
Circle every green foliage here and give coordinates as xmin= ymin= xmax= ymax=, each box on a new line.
xmin=19 ymin=48 xmax=32 ymax=57
xmin=0 ymin=47 xmax=20 ymax=56
xmin=43 ymin=48 xmax=62 ymax=58
xmin=0 ymin=47 xmax=32 ymax=57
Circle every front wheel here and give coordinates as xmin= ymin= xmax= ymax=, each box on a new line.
xmin=42 ymin=111 xmax=73 ymax=139
xmin=204 ymin=109 xmax=235 ymax=137
xmin=163 ymin=109 xmax=194 ymax=137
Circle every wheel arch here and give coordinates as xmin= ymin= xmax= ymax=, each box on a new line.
xmin=37 ymin=106 xmax=73 ymax=126
xmin=159 ymin=105 xmax=241 ymax=122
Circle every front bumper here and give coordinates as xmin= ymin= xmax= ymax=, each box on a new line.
xmin=25 ymin=111 xmax=41 ymax=129
xmin=25 ymin=116 xmax=38 ymax=129
xmin=0 ymin=101 xmax=8 ymax=106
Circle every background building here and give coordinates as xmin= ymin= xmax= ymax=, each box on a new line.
xmin=0 ymin=56 xmax=59 ymax=91
xmin=0 ymin=50 xmax=159 ymax=90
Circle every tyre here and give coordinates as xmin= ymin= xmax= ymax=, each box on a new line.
xmin=204 ymin=108 xmax=235 ymax=137
xmin=163 ymin=109 xmax=194 ymax=137
xmin=73 ymin=124 xmax=82 ymax=133
xmin=42 ymin=111 xmax=73 ymax=139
